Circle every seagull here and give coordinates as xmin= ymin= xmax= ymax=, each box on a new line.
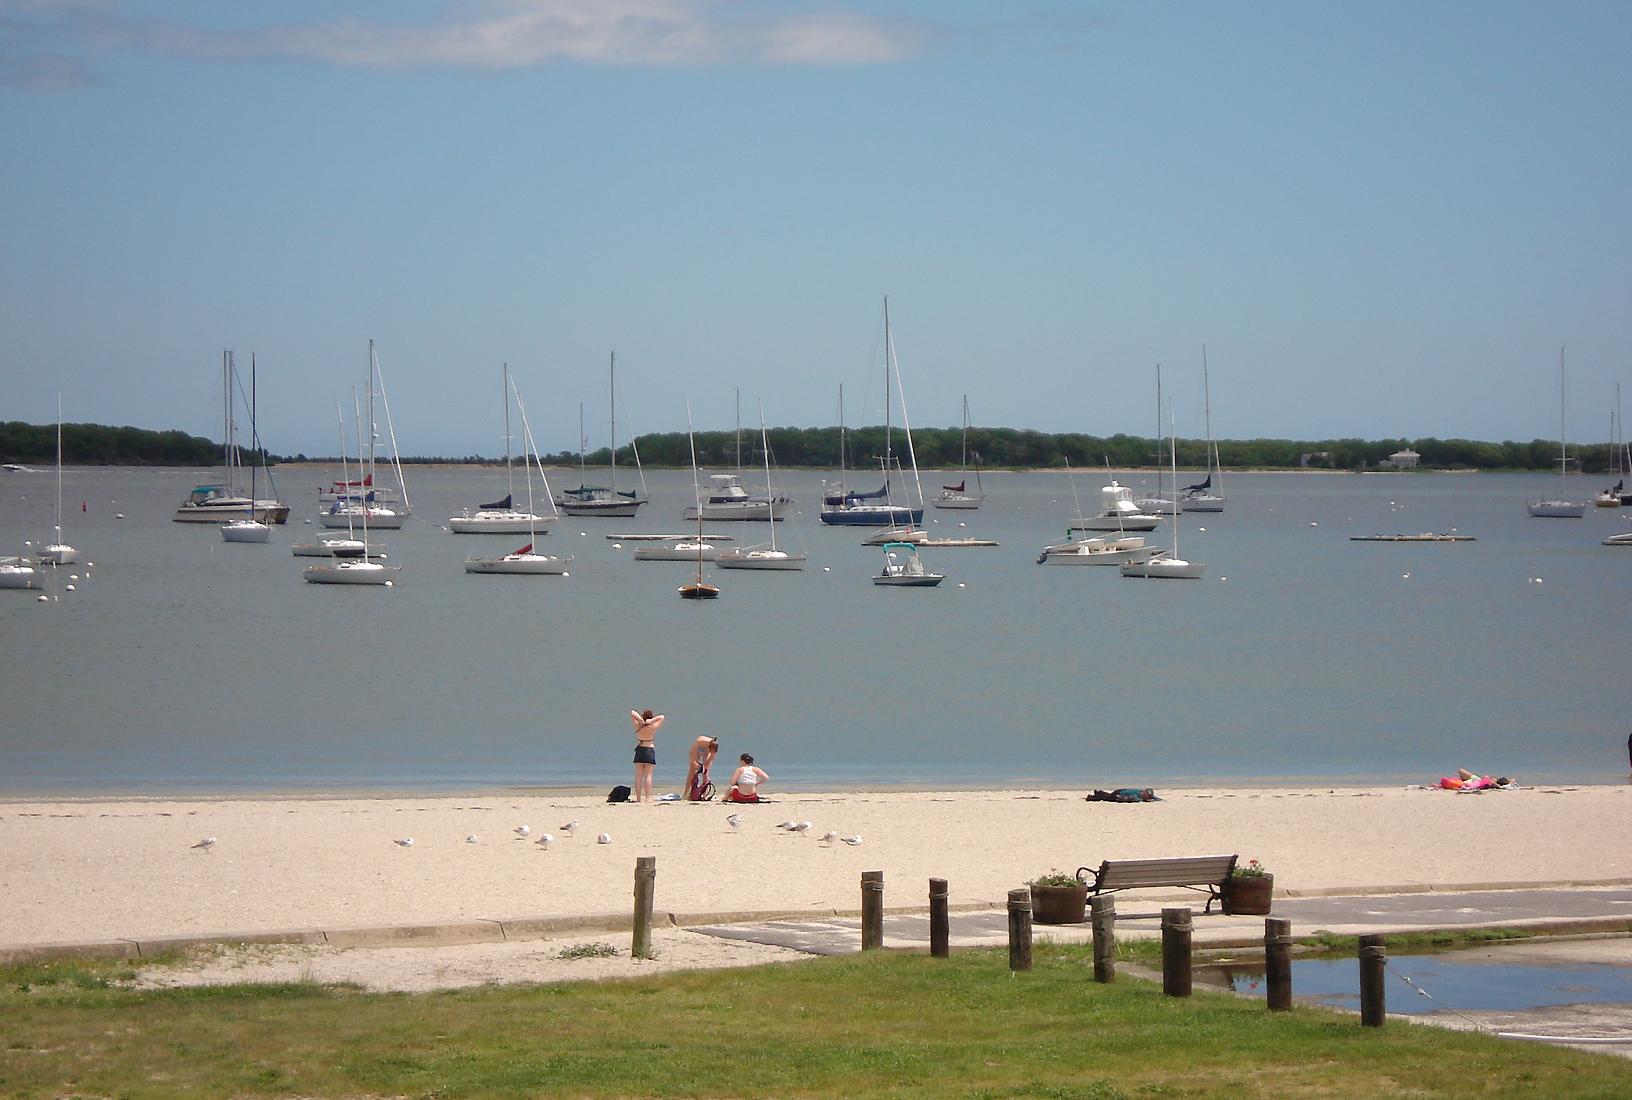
xmin=841 ymin=835 xmax=863 ymax=846
xmin=514 ymin=824 xmax=530 ymax=838
xmin=819 ymin=830 xmax=838 ymax=846
xmin=776 ymin=820 xmax=797 ymax=830
xmin=535 ymin=833 xmax=553 ymax=849
xmin=560 ymin=819 xmax=578 ymax=835
xmin=190 ymin=836 xmax=216 ymax=850
xmin=791 ymin=821 xmax=812 ymax=834
xmin=394 ymin=837 xmax=414 ymax=847
xmin=466 ymin=834 xmax=480 ymax=844
xmin=726 ymin=813 xmax=742 ymax=832
xmin=596 ymin=832 xmax=612 ymax=844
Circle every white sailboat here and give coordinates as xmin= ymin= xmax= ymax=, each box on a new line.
xmin=1527 ymin=348 xmax=1586 ymax=518
xmin=1593 ymin=383 xmax=1628 ymax=508
xmin=0 ymin=555 xmax=38 ymax=589
xmin=679 ymin=402 xmax=720 ymax=599
xmin=1181 ymin=347 xmax=1226 ymax=513
xmin=37 ymin=394 xmax=78 ymax=564
xmin=557 ymin=353 xmax=648 ymax=517
xmin=821 ymin=306 xmax=924 ymax=529
xmin=176 ymin=350 xmax=291 ymax=524
xmin=319 ymin=341 xmax=411 ymax=530
xmin=464 ymin=372 xmax=569 ymax=576
xmin=1123 ymin=407 xmax=1205 ymax=580
xmin=450 ymin=364 xmax=557 ymax=534
xmin=715 ymin=405 xmax=806 ymax=571
xmin=1040 ymin=459 xmax=1162 ymax=565
xmin=221 ymin=356 xmax=273 ymax=543
xmin=1136 ymin=364 xmax=1179 ymax=515
xmin=305 ymin=390 xmax=401 ymax=586
xmin=932 ymin=394 xmax=983 ymax=510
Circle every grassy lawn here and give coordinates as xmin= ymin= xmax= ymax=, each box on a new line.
xmin=2 ymin=941 xmax=1625 ymax=1098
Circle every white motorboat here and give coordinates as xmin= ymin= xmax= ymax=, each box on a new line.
xmin=303 ymin=559 xmax=400 ymax=585
xmin=463 ymin=370 xmax=569 ymax=577
xmin=1069 ymin=482 xmax=1161 ymax=532
xmin=177 ymin=350 xmax=291 ymax=524
xmin=683 ymin=473 xmax=788 ymax=522
xmin=0 ymin=556 xmax=38 ymax=589
xmin=38 ymin=396 xmax=78 ymax=565
xmin=556 ymin=353 xmax=648 ymax=518
xmin=634 ymin=540 xmax=719 ymax=561
xmin=1039 ymin=535 xmax=1164 ymax=566
xmin=713 ymin=405 xmax=805 ymax=571
xmin=873 ymin=541 xmax=944 ymax=586
xmin=1124 ymin=407 xmax=1205 ymax=580
xmin=1527 ymin=348 xmax=1586 ymax=518
xmin=932 ymin=395 xmax=984 ymax=510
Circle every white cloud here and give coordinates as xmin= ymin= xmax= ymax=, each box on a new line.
xmin=111 ymin=1 xmax=923 ymax=70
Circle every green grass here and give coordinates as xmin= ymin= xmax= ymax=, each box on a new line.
xmin=1 ymin=942 xmax=1626 ymax=1098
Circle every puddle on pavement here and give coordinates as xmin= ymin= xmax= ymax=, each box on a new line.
xmin=1198 ymin=955 xmax=1632 ymax=1015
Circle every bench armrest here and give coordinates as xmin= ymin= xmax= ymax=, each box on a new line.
xmin=1075 ymin=864 xmax=1102 ymax=891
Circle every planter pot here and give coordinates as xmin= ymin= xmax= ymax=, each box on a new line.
xmin=1222 ymin=874 xmax=1274 ymax=916
xmin=1031 ymin=883 xmax=1088 ymax=925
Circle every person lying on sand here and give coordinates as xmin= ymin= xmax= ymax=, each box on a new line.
xmin=1437 ymin=768 xmax=1513 ymax=791
xmin=1086 ymin=788 xmax=1160 ymax=803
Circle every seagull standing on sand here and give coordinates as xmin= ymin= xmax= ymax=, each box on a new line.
xmin=792 ymin=821 xmax=812 ymax=834
xmin=466 ymin=834 xmax=480 ymax=844
xmin=841 ymin=835 xmax=863 ymax=846
xmin=819 ymin=831 xmax=838 ymax=846
xmin=596 ymin=832 xmax=612 ymax=844
xmin=190 ymin=836 xmax=216 ymax=851
xmin=394 ymin=837 xmax=414 ymax=847
xmin=726 ymin=813 xmax=742 ymax=832
xmin=514 ymin=825 xmax=530 ymax=838
xmin=535 ymin=833 xmax=553 ymax=849
xmin=776 ymin=820 xmax=797 ymax=831
xmin=560 ymin=819 xmax=579 ymax=836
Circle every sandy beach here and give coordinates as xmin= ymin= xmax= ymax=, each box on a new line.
xmin=6 ymin=784 xmax=1630 ymax=953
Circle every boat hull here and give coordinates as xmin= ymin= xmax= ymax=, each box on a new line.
xmin=715 ymin=552 xmax=805 ymax=570
xmin=318 ymin=509 xmax=406 ymax=529
xmin=679 ymin=583 xmax=720 ymax=599
xmin=176 ymin=501 xmax=290 ymax=524
xmin=820 ymin=506 xmax=923 ymax=526
xmin=220 ymin=522 xmax=272 ymax=543
xmin=1069 ymin=515 xmax=1161 ymax=532
xmin=303 ymin=562 xmax=401 ymax=585
xmin=1120 ymin=558 xmax=1205 ymax=580
xmin=634 ymin=544 xmax=719 ymax=561
xmin=37 ymin=543 xmax=78 ymax=565
xmin=873 ymin=573 xmax=944 ymax=586
xmin=0 ymin=565 xmax=38 ymax=589
xmin=448 ymin=513 xmax=555 ymax=533
xmin=1042 ymin=544 xmax=1163 ymax=566
xmin=557 ymin=500 xmax=645 ymax=518
xmin=683 ymin=503 xmax=783 ymax=521
xmin=930 ymin=494 xmax=982 ymax=510
xmin=291 ymin=540 xmax=381 ymax=558
xmin=463 ymin=555 xmax=568 ymax=575
xmin=1526 ymin=500 xmax=1586 ymax=518
xmin=1180 ymin=495 xmax=1226 ymax=513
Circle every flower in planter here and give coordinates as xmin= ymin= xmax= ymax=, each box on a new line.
xmin=1029 ymin=869 xmax=1083 ymax=889
xmin=1232 ymin=858 xmax=1270 ymax=878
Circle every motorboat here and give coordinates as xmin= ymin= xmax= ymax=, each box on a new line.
xmin=1068 ymin=482 xmax=1161 ymax=533
xmin=683 ymin=473 xmax=788 ymax=522
xmin=873 ymin=541 xmax=944 ymax=587
xmin=1039 ymin=535 xmax=1164 ymax=566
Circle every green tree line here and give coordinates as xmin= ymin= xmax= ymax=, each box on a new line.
xmin=3 ymin=420 xmax=1625 ymax=473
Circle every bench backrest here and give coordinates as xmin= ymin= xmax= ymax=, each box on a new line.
xmin=1096 ymin=855 xmax=1237 ymax=890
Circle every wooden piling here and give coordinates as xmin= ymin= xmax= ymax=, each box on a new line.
xmin=1265 ymin=917 xmax=1292 ymax=1011
xmin=1161 ymin=907 xmax=1192 ymax=997
xmin=631 ymin=856 xmax=656 ymax=960
xmin=929 ymin=878 xmax=950 ymax=958
xmin=1359 ymin=933 xmax=1386 ymax=1027
xmin=861 ymin=870 xmax=885 ymax=951
xmin=1007 ymin=888 xmax=1033 ymax=971
xmin=1090 ymin=894 xmax=1116 ymax=983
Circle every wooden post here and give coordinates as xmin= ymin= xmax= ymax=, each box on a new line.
xmin=632 ymin=856 xmax=656 ymax=960
xmin=1007 ymin=888 xmax=1033 ymax=972
xmin=1359 ymin=933 xmax=1386 ymax=1027
xmin=929 ymin=878 xmax=950 ymax=958
xmin=1264 ymin=917 xmax=1292 ymax=1011
xmin=1090 ymin=894 xmax=1116 ymax=983
xmin=1161 ymin=907 xmax=1192 ymax=997
xmin=861 ymin=870 xmax=885 ymax=951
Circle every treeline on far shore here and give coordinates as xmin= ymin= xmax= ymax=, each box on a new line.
xmin=2 ymin=420 xmax=1626 ymax=474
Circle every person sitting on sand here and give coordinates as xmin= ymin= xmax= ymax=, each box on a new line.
xmin=724 ymin=754 xmax=769 ymax=803
xmin=1086 ymin=788 xmax=1159 ymax=803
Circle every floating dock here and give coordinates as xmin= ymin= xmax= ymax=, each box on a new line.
xmin=607 ymin=532 xmax=735 ymax=541
xmin=1349 ymin=533 xmax=1475 ymax=542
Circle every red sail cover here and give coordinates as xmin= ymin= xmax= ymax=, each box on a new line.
xmin=513 ymin=543 xmax=533 ymax=556
xmin=942 ymin=480 xmax=965 ymax=492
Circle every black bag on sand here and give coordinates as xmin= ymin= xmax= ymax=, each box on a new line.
xmin=608 ymin=785 xmax=632 ymax=803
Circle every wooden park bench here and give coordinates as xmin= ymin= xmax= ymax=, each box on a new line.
xmin=1074 ymin=854 xmax=1239 ymax=915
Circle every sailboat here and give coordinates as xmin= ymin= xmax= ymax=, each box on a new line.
xmin=451 ymin=364 xmax=557 ymax=534
xmin=1040 ymin=461 xmax=1163 ymax=566
xmin=319 ymin=341 xmax=411 ymax=529
xmin=1122 ymin=406 xmax=1205 ymax=580
xmin=37 ymin=394 xmax=78 ymax=564
xmin=175 ymin=350 xmax=291 ymax=524
xmin=305 ymin=390 xmax=401 ymax=586
xmin=715 ymin=405 xmax=806 ymax=570
xmin=557 ymin=353 xmax=648 ymax=517
xmin=1594 ymin=384 xmax=1628 ymax=508
xmin=1527 ymin=348 xmax=1586 ymax=518
xmin=221 ymin=356 xmax=273 ymax=543
xmin=0 ymin=555 xmax=38 ymax=589
xmin=1181 ymin=347 xmax=1226 ymax=513
xmin=932 ymin=395 xmax=983 ymax=510
xmin=679 ymin=402 xmax=719 ymax=599
xmin=821 ymin=305 xmax=924 ymax=528
xmin=685 ymin=389 xmax=790 ymax=522
xmin=464 ymin=372 xmax=570 ymax=576
xmin=1136 ymin=364 xmax=1178 ymax=515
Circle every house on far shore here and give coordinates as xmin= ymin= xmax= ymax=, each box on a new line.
xmin=1299 ymin=451 xmax=1331 ymax=468
xmin=1382 ymin=448 xmax=1421 ymax=469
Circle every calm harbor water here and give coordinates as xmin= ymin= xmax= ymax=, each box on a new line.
xmin=1 ymin=464 xmax=1627 ymax=795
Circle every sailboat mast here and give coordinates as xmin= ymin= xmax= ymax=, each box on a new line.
xmin=687 ymin=400 xmax=705 ymax=584
xmin=883 ymin=297 xmax=893 ymax=487
xmin=889 ymin=319 xmax=927 ymax=512
xmin=1202 ymin=345 xmax=1220 ymax=494
xmin=336 ymin=400 xmax=356 ymax=541
xmin=760 ymin=402 xmax=777 ymax=552
xmin=54 ymin=393 xmax=64 ymax=539
xmin=1559 ymin=347 xmax=1568 ymax=478
xmin=609 ymin=351 xmax=617 ymax=496
xmin=1154 ymin=362 xmax=1164 ymax=504
xmin=248 ymin=354 xmax=257 ymax=518
xmin=355 ymin=387 xmax=371 ymax=547
xmin=503 ymin=362 xmax=514 ymax=502
xmin=734 ymin=387 xmax=742 ymax=474
xmin=1169 ymin=403 xmax=1180 ymax=561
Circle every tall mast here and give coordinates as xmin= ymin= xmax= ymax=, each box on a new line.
xmin=734 ymin=387 xmax=742 ymax=474
xmin=882 ymin=297 xmax=892 ymax=486
xmin=248 ymin=354 xmax=257 ymax=518
xmin=1202 ymin=345 xmax=1220 ymax=492
xmin=336 ymin=400 xmax=355 ymax=540
xmin=502 ymin=362 xmax=514 ymax=502
xmin=577 ymin=402 xmax=586 ymax=485
xmin=1169 ymin=403 xmax=1180 ymax=561
xmin=760 ymin=401 xmax=777 ymax=552
xmin=222 ymin=349 xmax=231 ymax=487
xmin=54 ymin=393 xmax=63 ymax=540
xmin=609 ymin=351 xmax=617 ymax=495
xmin=1154 ymin=362 xmax=1164 ymax=503
xmin=889 ymin=314 xmax=926 ymax=513
xmin=1559 ymin=347 xmax=1568 ymax=478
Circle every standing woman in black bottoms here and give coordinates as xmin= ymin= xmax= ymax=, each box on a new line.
xmin=630 ymin=708 xmax=665 ymax=802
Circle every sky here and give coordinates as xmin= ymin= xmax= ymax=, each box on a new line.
xmin=3 ymin=1 xmax=1630 ymax=457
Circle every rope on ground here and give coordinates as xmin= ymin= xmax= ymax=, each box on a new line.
xmin=1384 ymin=959 xmax=1632 ymax=1044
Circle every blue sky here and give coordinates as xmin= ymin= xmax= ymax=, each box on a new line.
xmin=3 ymin=1 xmax=1629 ymax=456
